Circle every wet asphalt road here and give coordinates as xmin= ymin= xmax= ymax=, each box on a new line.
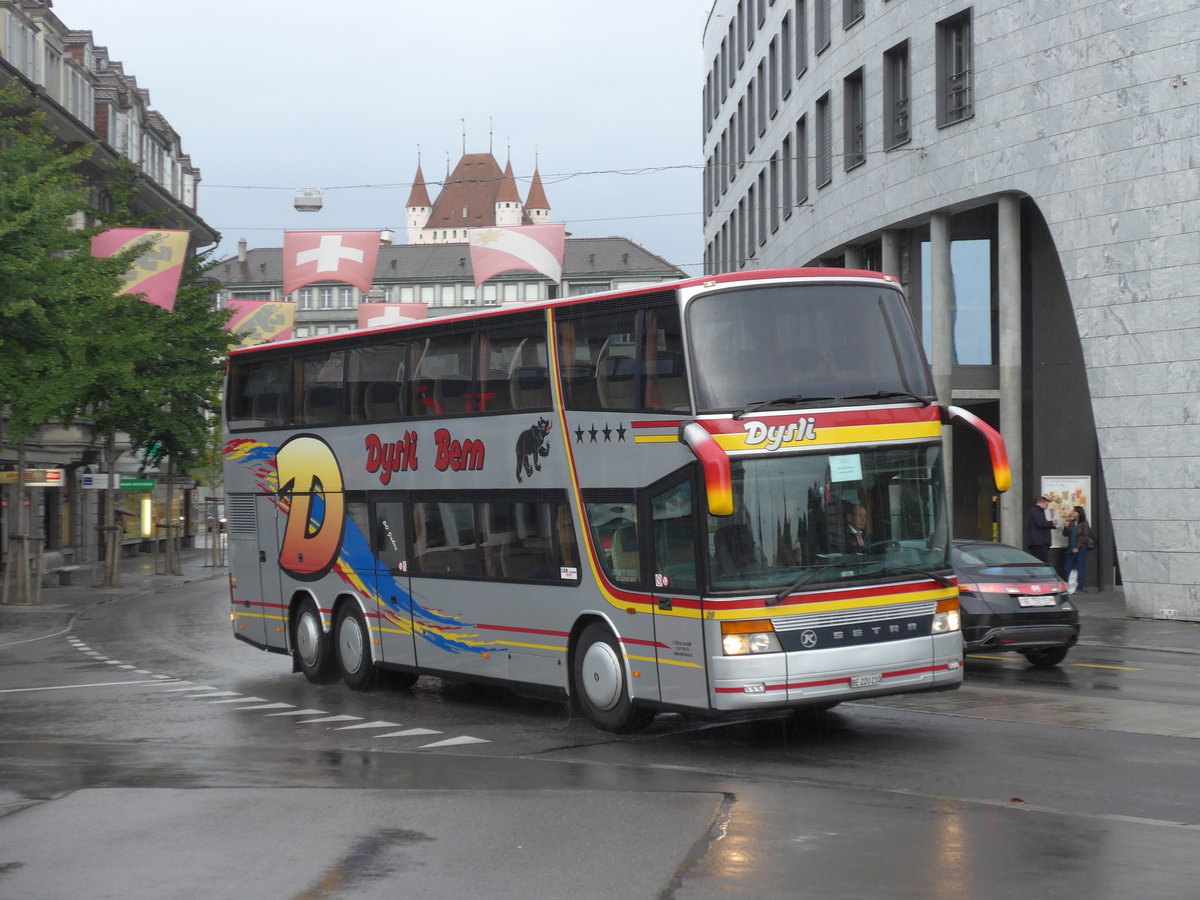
xmin=1 ymin=578 xmax=1199 ymax=899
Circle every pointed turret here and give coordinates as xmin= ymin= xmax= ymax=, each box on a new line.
xmin=524 ymin=166 xmax=550 ymax=225
xmin=406 ymin=164 xmax=432 ymax=243
xmin=495 ymin=159 xmax=523 ymax=227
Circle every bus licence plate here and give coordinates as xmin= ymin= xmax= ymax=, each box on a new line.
xmin=851 ymin=673 xmax=883 ymax=688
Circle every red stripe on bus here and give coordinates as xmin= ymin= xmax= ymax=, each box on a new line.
xmin=473 ymin=623 xmax=570 ymax=638
xmin=713 ymin=663 xmax=950 ymax=693
xmin=630 ymin=420 xmax=684 ymax=428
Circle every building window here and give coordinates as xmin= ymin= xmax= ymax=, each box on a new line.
xmin=746 ymin=183 xmax=757 ymax=258
xmin=420 ymin=285 xmax=435 ymax=304
xmin=781 ymin=134 xmax=794 ymax=219
xmin=319 ymin=288 xmax=333 ymax=309
xmin=747 ymin=78 xmax=757 ymax=152
xmin=400 ymin=286 xmax=415 ymax=302
xmin=769 ymin=151 xmax=781 ymax=232
xmin=758 ymin=168 xmax=769 ymax=242
xmin=795 ymin=115 xmax=809 ymax=204
xmin=884 ymin=41 xmax=911 ymax=148
xmin=297 ymin=288 xmax=313 ymax=309
xmin=815 ymin=94 xmax=832 ymax=187
xmin=441 ymin=285 xmax=456 ymax=306
xmin=844 ymin=68 xmax=865 ymax=170
xmin=815 ymin=0 xmax=831 ymax=54
xmin=794 ymin=2 xmax=808 ymax=76
xmin=781 ymin=12 xmax=793 ymax=91
xmin=920 ymin=238 xmax=994 ymax=364
xmin=756 ymin=59 xmax=768 ymax=132
xmin=937 ymin=9 xmax=973 ymax=125
xmin=339 ymin=287 xmax=355 ymax=308
xmin=843 ymin=0 xmax=863 ymax=29
xmin=737 ymin=98 xmax=747 ymax=167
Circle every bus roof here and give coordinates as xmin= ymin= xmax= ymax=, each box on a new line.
xmin=227 ymin=266 xmax=898 ymax=358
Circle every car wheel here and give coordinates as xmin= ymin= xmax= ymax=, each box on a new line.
xmin=293 ymin=598 xmax=336 ymax=682
xmin=1022 ymin=646 xmax=1069 ymax=668
xmin=572 ymin=622 xmax=655 ymax=733
xmin=335 ymin=604 xmax=375 ymax=691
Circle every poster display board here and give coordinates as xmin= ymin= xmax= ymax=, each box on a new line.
xmin=1041 ymin=476 xmax=1092 ymax=549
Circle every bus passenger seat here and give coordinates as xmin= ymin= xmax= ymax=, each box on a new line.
xmin=304 ymin=386 xmax=341 ymax=424
xmin=648 ymin=352 xmax=689 ymax=411
xmin=365 ymin=382 xmax=403 ymax=420
xmin=252 ymin=391 xmax=285 ymax=425
xmin=610 ymin=523 xmax=640 ymax=580
xmin=597 ymin=342 xmax=637 ymax=409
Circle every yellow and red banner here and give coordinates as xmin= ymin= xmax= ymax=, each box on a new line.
xmin=226 ymin=299 xmax=294 ymax=346
xmin=90 ymin=228 xmax=189 ymax=312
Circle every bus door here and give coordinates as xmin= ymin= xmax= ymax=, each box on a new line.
xmin=648 ymin=478 xmax=708 ymax=707
xmin=233 ymin=493 xmax=283 ymax=649
xmin=368 ymin=496 xmax=417 ymax=669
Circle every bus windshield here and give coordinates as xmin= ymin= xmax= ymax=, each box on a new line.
xmin=687 ymin=283 xmax=934 ymax=412
xmin=707 ymin=444 xmax=949 ymax=592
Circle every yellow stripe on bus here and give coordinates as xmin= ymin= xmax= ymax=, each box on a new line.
xmin=632 ymin=435 xmax=680 ymax=444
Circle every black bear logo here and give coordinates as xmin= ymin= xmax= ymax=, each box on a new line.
xmin=515 ymin=418 xmax=553 ymax=482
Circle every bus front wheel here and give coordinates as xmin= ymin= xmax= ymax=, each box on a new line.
xmin=573 ymin=623 xmax=654 ymax=733
xmin=335 ymin=604 xmax=376 ymax=691
xmin=294 ymin=598 xmax=336 ymax=683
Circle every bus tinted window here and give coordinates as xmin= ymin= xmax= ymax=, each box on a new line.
xmin=412 ymin=500 xmax=479 ymax=576
xmin=348 ymin=342 xmax=409 ymax=422
xmin=585 ymin=500 xmax=640 ymax=585
xmin=227 ymin=357 xmax=293 ymax=430
xmin=557 ymin=302 xmax=690 ymax=412
xmin=412 ymin=333 xmax=474 ymax=416
xmin=481 ymin=500 xmax=579 ymax=583
xmin=480 ymin=323 xmax=551 ymax=412
xmin=687 ymin=284 xmax=933 ymax=412
xmin=299 ymin=350 xmax=345 ymax=425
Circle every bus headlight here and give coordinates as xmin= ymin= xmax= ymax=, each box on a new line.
xmin=932 ymin=599 xmax=961 ymax=634
xmin=721 ymin=620 xmax=782 ymax=655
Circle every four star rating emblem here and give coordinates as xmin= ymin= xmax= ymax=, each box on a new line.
xmin=574 ymin=422 xmax=628 ymax=443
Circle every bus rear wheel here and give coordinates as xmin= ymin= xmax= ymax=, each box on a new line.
xmin=294 ymin=598 xmax=335 ymax=683
xmin=573 ymin=623 xmax=654 ymax=733
xmin=335 ymin=604 xmax=376 ymax=691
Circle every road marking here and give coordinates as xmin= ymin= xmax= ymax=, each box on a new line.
xmin=419 ymin=736 xmax=490 ymax=748
xmin=376 ymin=728 xmax=441 ymax=738
xmin=233 ymin=702 xmax=296 ymax=711
xmin=207 ymin=696 xmax=269 ymax=704
xmin=183 ymin=691 xmax=242 ymax=699
xmin=0 ymin=680 xmax=176 ymax=694
xmin=264 ymin=708 xmax=328 ymax=717
xmin=1071 ymin=663 xmax=1142 ymax=671
xmin=294 ymin=715 xmax=362 ymax=725
xmin=333 ymin=720 xmax=402 ymax=730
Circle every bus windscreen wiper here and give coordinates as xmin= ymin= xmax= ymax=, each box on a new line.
xmin=735 ymin=396 xmax=833 ymax=419
xmin=767 ymin=563 xmax=840 ymax=606
xmin=838 ymin=390 xmax=933 ymax=406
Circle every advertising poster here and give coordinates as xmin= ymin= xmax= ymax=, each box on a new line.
xmin=1041 ymin=476 xmax=1092 ymax=549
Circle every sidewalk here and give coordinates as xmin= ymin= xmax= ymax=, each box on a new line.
xmin=0 ymin=544 xmax=226 ymax=647
xmin=2 ymin=553 xmax=1199 ymax=656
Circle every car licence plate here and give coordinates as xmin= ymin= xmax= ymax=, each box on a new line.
xmin=850 ymin=673 xmax=883 ymax=688
xmin=1017 ymin=596 xmax=1057 ymax=607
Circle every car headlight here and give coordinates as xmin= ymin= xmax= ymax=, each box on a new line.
xmin=721 ymin=619 xmax=782 ymax=655
xmin=932 ymin=599 xmax=961 ymax=634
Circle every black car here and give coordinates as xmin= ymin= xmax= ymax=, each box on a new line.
xmin=952 ymin=540 xmax=1080 ymax=667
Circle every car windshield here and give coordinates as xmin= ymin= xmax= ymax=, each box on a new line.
xmin=706 ymin=443 xmax=949 ymax=592
xmin=955 ymin=544 xmax=1056 ymax=578
xmin=687 ymin=282 xmax=933 ymax=413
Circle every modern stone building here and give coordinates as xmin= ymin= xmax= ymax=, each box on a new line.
xmin=701 ymin=0 xmax=1199 ymax=618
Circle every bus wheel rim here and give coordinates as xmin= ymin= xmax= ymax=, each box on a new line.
xmin=340 ymin=617 xmax=364 ymax=673
xmin=297 ymin=611 xmax=321 ymax=667
xmin=582 ymin=639 xmax=623 ymax=711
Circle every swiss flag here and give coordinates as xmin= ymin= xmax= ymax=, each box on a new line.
xmin=468 ymin=224 xmax=566 ymax=288
xmin=283 ymin=231 xmax=381 ymax=297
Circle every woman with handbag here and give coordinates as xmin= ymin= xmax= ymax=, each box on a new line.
xmin=1062 ymin=506 xmax=1094 ymax=593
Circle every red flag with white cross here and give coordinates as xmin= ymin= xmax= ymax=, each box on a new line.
xmin=282 ymin=231 xmax=381 ymax=296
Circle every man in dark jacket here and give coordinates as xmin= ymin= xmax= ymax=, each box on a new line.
xmin=1025 ymin=496 xmax=1055 ymax=562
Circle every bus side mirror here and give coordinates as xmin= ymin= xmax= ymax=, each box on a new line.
xmin=941 ymin=406 xmax=1011 ymax=493
xmin=680 ymin=423 xmax=734 ymax=517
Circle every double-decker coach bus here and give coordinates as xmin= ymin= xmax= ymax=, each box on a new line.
xmin=223 ymin=268 xmax=1009 ymax=732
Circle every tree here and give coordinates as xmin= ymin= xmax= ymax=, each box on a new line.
xmin=0 ymin=82 xmax=133 ymax=603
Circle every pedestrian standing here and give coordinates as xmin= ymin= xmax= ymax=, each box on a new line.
xmin=1061 ymin=505 xmax=1094 ymax=593
xmin=1025 ymin=495 xmax=1055 ymax=563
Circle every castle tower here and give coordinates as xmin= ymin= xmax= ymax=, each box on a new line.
xmin=494 ymin=159 xmax=524 ymax=227
xmin=524 ymin=166 xmax=550 ymax=225
xmin=405 ymin=163 xmax=432 ymax=244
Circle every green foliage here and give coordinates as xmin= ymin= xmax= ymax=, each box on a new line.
xmin=0 ymin=82 xmax=133 ymax=439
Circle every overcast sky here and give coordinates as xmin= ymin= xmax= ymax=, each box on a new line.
xmin=49 ymin=0 xmax=709 ymax=275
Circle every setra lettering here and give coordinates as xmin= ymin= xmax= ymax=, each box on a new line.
xmin=743 ymin=417 xmax=818 ymax=451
